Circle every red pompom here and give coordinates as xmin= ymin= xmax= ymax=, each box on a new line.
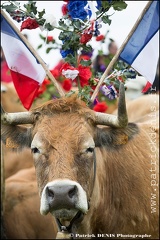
xmin=47 ymin=36 xmax=54 ymax=42
xmin=96 ymin=35 xmax=105 ymax=41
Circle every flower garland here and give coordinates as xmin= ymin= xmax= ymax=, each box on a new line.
xmin=1 ymin=0 xmax=137 ymax=112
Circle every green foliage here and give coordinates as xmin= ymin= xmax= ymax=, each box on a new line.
xmin=101 ymin=1 xmax=110 ymax=10
xmin=43 ymin=22 xmax=55 ymax=31
xmin=80 ymin=44 xmax=92 ymax=53
xmin=78 ymin=86 xmax=93 ymax=105
xmin=80 ymin=59 xmax=92 ymax=67
xmin=101 ymin=15 xmax=111 ymax=25
xmin=58 ymin=18 xmax=72 ymax=30
xmin=37 ymin=44 xmax=42 ymax=49
xmin=39 ymin=34 xmax=46 ymax=41
xmin=1 ymin=2 xmax=19 ymax=12
xmin=38 ymin=9 xmax=45 ymax=18
xmin=64 ymin=54 xmax=77 ymax=66
xmin=72 ymin=19 xmax=81 ymax=30
xmin=46 ymin=47 xmax=54 ymax=54
xmin=112 ymin=1 xmax=127 ymax=11
xmin=24 ymin=1 xmax=37 ymax=15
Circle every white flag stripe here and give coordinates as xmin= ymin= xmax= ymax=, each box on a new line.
xmin=132 ymin=30 xmax=159 ymax=84
xmin=1 ymin=32 xmax=46 ymax=84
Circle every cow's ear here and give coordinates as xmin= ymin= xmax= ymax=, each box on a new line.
xmin=1 ymin=125 xmax=32 ymax=151
xmin=94 ymin=123 xmax=139 ymax=148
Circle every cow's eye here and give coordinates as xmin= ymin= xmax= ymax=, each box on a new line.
xmin=86 ymin=147 xmax=94 ymax=154
xmin=31 ymin=147 xmax=40 ymax=154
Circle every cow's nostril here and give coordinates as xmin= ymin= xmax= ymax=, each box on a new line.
xmin=47 ymin=187 xmax=54 ymax=198
xmin=68 ymin=185 xmax=77 ymax=198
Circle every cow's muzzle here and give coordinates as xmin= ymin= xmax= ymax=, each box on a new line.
xmin=40 ymin=179 xmax=88 ymax=221
xmin=47 ymin=184 xmax=78 ymax=210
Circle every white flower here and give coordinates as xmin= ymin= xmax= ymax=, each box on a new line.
xmin=43 ymin=14 xmax=57 ymax=27
xmin=62 ymin=69 xmax=79 ymax=80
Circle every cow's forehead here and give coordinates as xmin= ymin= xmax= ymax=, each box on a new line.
xmin=32 ymin=114 xmax=95 ymax=148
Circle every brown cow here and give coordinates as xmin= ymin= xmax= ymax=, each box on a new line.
xmin=1 ymin=84 xmax=159 ymax=239
xmin=2 ymin=144 xmax=33 ymax=178
xmin=1 ymin=83 xmax=37 ymax=178
xmin=3 ymin=167 xmax=57 ymax=239
xmin=113 ymin=93 xmax=159 ymax=123
xmin=1 ymin=82 xmax=26 ymax=113
xmin=126 ymin=93 xmax=159 ymax=123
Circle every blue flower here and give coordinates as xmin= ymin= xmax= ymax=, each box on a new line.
xmin=60 ymin=49 xmax=74 ymax=58
xmin=100 ymin=64 xmax=106 ymax=72
xmin=67 ymin=1 xmax=88 ymax=21
xmin=100 ymin=85 xmax=117 ymax=100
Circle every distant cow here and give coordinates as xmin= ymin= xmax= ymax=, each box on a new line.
xmin=1 ymin=84 xmax=159 ymax=238
xmin=1 ymin=82 xmax=26 ymax=113
xmin=3 ymin=167 xmax=57 ymax=239
xmin=125 ymin=93 xmax=159 ymax=123
xmin=2 ymin=144 xmax=33 ymax=178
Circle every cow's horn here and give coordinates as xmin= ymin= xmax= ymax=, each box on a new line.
xmin=94 ymin=83 xmax=128 ymax=128
xmin=1 ymin=105 xmax=33 ymax=125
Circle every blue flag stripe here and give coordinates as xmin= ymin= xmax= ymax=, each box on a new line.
xmin=1 ymin=14 xmax=20 ymax=40
xmin=120 ymin=1 xmax=159 ymax=64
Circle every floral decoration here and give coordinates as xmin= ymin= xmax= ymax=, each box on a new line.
xmin=20 ymin=17 xmax=39 ymax=31
xmin=1 ymin=0 xmax=138 ymax=112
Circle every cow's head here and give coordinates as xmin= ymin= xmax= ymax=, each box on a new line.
xmin=1 ymin=83 xmax=128 ymax=229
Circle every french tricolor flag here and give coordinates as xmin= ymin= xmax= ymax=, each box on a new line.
xmin=120 ymin=1 xmax=159 ymax=92
xmin=1 ymin=13 xmax=46 ymax=110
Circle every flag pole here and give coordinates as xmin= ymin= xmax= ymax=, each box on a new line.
xmin=1 ymin=9 xmax=65 ymax=97
xmin=90 ymin=0 xmax=153 ymax=102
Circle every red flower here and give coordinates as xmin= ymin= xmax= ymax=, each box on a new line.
xmin=62 ymin=79 xmax=72 ymax=91
xmin=80 ymin=33 xmax=92 ymax=44
xmin=78 ymin=65 xmax=92 ymax=87
xmin=96 ymin=34 xmax=105 ymax=41
xmin=62 ymin=4 xmax=68 ymax=15
xmin=47 ymin=36 xmax=54 ymax=42
xmin=93 ymin=102 xmax=108 ymax=112
xmin=20 ymin=18 xmax=39 ymax=31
